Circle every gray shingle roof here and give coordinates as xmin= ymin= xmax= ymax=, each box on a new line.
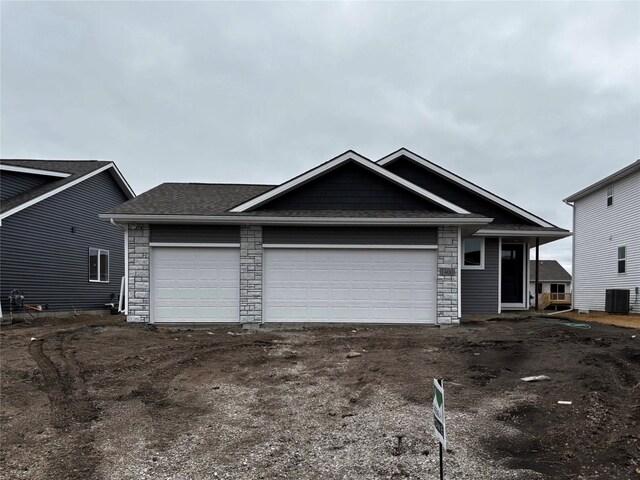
xmin=1 ymin=159 xmax=116 ymax=214
xmin=105 ymin=183 xmax=490 ymax=220
xmin=529 ymin=260 xmax=572 ymax=282
xmin=106 ymin=183 xmax=277 ymax=216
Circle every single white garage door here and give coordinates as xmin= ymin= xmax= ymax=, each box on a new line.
xmin=264 ymin=248 xmax=437 ymax=323
xmin=151 ymin=247 xmax=239 ymax=322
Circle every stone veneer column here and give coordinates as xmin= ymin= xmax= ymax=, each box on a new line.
xmin=127 ymin=223 xmax=150 ymax=323
xmin=437 ymin=226 xmax=459 ymax=325
xmin=240 ymin=225 xmax=263 ymax=323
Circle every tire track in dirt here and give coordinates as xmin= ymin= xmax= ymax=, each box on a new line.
xmin=29 ymin=335 xmax=101 ymax=479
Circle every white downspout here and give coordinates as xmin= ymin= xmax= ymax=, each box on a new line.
xmin=110 ymin=218 xmax=129 ymax=315
xmin=549 ymin=201 xmax=575 ymax=316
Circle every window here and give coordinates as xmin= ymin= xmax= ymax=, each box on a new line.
xmin=618 ymin=246 xmax=626 ymax=274
xmin=550 ymin=284 xmax=566 ymax=294
xmin=606 ymin=186 xmax=613 ymax=206
xmin=537 ymin=283 xmax=542 ymax=294
xmin=89 ymin=248 xmax=109 ymax=282
xmin=462 ymin=238 xmax=484 ymax=269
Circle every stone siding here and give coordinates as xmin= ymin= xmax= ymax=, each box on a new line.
xmin=437 ymin=226 xmax=460 ymax=325
xmin=240 ymin=225 xmax=263 ymax=323
xmin=127 ymin=224 xmax=150 ymax=323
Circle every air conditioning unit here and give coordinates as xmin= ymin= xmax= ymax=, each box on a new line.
xmin=605 ymin=289 xmax=630 ymax=314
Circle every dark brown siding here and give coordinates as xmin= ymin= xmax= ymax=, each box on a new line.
xmin=1 ymin=171 xmax=129 ymax=313
xmin=150 ymin=225 xmax=240 ymax=243
xmin=1 ymin=171 xmax=54 ymax=201
xmin=257 ymin=161 xmax=447 ymax=211
xmin=263 ymin=226 xmax=438 ymax=245
xmin=385 ymin=157 xmax=537 ymax=225
xmin=461 ymin=237 xmax=500 ymax=314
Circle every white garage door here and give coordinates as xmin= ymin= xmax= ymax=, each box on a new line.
xmin=151 ymin=247 xmax=239 ymax=323
xmin=264 ymin=248 xmax=437 ymax=323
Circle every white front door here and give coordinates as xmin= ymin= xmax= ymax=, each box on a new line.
xmin=151 ymin=247 xmax=239 ymax=322
xmin=263 ymin=248 xmax=437 ymax=323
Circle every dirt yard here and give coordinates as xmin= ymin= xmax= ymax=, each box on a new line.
xmin=1 ymin=315 xmax=639 ymax=480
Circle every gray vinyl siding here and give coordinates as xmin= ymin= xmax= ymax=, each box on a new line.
xmin=1 ymin=171 xmax=54 ymax=201
xmin=258 ymin=161 xmax=446 ymax=211
xmin=385 ymin=157 xmax=537 ymax=225
xmin=263 ymin=226 xmax=438 ymax=245
xmin=461 ymin=237 xmax=499 ymax=314
xmin=573 ymin=169 xmax=640 ymax=314
xmin=150 ymin=225 xmax=240 ymax=243
xmin=1 ymin=170 xmax=129 ymax=314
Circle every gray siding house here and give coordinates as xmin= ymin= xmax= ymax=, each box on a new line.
xmin=0 ymin=160 xmax=135 ymax=317
xmin=102 ymin=149 xmax=570 ymax=325
xmin=564 ymin=160 xmax=640 ymax=314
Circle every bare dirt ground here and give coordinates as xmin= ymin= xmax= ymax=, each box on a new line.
xmin=1 ymin=315 xmax=639 ymax=480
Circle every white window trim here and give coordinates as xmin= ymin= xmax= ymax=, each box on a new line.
xmin=607 ymin=185 xmax=614 ymax=207
xmin=618 ymin=245 xmax=626 ymax=275
xmin=462 ymin=237 xmax=485 ymax=270
xmin=89 ymin=248 xmax=110 ymax=283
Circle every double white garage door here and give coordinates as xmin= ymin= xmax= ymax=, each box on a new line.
xmin=152 ymin=247 xmax=437 ymax=324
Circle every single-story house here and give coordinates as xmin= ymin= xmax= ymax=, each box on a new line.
xmin=527 ymin=260 xmax=572 ymax=307
xmin=564 ymin=159 xmax=640 ymax=314
xmin=102 ymin=149 xmax=570 ymax=325
xmin=0 ymin=159 xmax=135 ymax=318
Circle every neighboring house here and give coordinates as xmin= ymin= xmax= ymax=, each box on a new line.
xmin=527 ymin=260 xmax=572 ymax=307
xmin=102 ymin=148 xmax=570 ymax=325
xmin=564 ymin=160 xmax=640 ymax=314
xmin=0 ymin=160 xmax=135 ymax=317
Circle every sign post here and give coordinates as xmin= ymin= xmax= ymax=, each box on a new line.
xmin=433 ymin=378 xmax=446 ymax=480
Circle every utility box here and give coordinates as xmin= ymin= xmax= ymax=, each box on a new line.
xmin=605 ymin=289 xmax=630 ymax=314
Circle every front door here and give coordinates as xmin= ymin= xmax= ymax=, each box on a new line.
xmin=501 ymin=244 xmax=525 ymax=307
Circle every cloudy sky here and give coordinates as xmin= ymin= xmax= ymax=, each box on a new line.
xmin=2 ymin=1 xmax=639 ymax=271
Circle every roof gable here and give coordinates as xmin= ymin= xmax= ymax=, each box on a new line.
xmin=378 ymin=149 xmax=555 ymax=228
xmin=253 ymin=159 xmax=451 ymax=211
xmin=0 ymin=159 xmax=135 ymax=219
xmin=230 ymin=151 xmax=469 ymax=214
xmin=564 ymin=159 xmax=640 ymax=203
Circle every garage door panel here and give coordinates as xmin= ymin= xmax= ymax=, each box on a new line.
xmin=265 ymin=248 xmax=436 ymax=324
xmin=152 ymin=247 xmax=239 ymax=323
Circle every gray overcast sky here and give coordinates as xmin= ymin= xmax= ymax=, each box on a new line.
xmin=2 ymin=1 xmax=639 ymax=271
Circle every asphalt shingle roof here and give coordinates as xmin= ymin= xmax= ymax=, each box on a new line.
xmin=529 ymin=260 xmax=572 ymax=282
xmin=105 ymin=183 xmax=490 ymax=220
xmin=106 ymin=183 xmax=276 ymax=216
xmin=1 ymin=159 xmax=114 ymax=214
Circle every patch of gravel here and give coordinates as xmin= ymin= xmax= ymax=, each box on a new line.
xmin=94 ymin=373 xmax=543 ymax=479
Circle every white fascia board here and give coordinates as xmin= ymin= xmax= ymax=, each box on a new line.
xmin=228 ymin=151 xmax=469 ymax=214
xmin=108 ymin=163 xmax=136 ymax=199
xmin=474 ymin=229 xmax=572 ymax=237
xmin=1 ymin=163 xmax=115 ymax=220
xmin=378 ymin=149 xmax=555 ymax=228
xmin=103 ymin=214 xmax=492 ymax=226
xmin=0 ymin=164 xmax=70 ymax=178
